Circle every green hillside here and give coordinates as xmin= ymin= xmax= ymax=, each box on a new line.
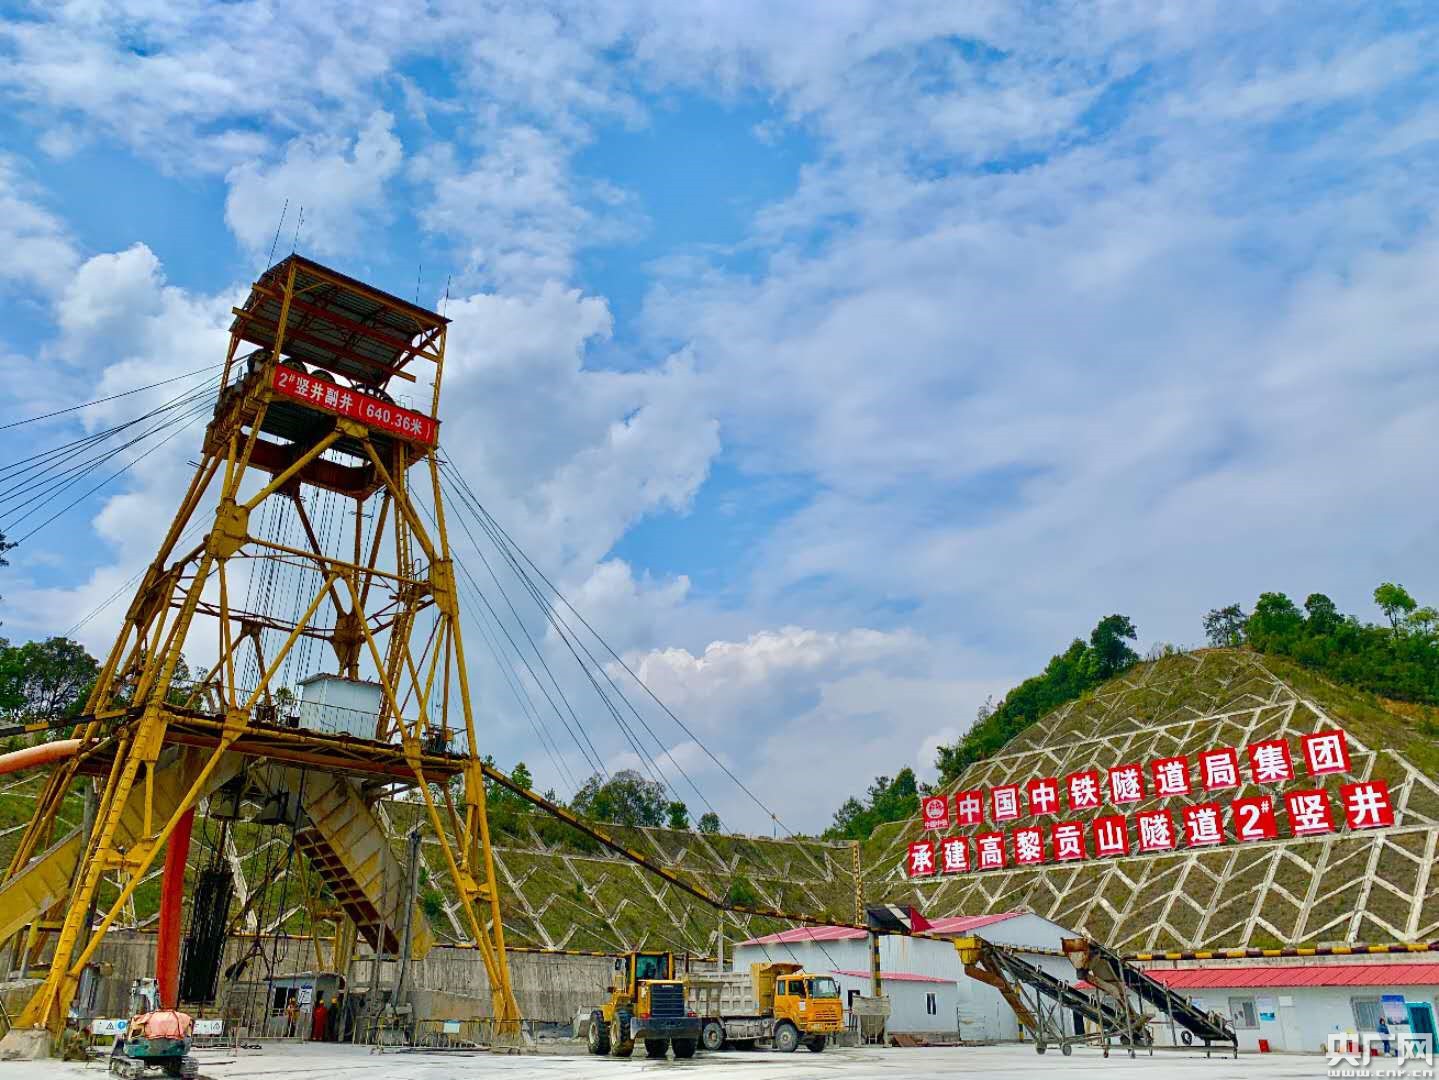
xmin=0 ymin=644 xmax=1432 ymax=957
xmin=861 ymin=647 xmax=1438 ymax=950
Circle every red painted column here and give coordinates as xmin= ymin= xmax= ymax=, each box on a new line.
xmin=155 ymin=807 xmax=195 ymax=1010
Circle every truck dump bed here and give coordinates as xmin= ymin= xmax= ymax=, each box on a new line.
xmin=685 ymin=962 xmax=800 ymax=1018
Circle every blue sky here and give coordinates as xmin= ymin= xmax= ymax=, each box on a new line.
xmin=2 ymin=2 xmax=1439 ymax=830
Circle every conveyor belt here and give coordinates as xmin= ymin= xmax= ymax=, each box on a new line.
xmin=1064 ymin=937 xmax=1237 ymax=1053
xmin=954 ymin=935 xmax=1148 ymax=1055
xmin=992 ymin=946 xmax=1149 ymax=1042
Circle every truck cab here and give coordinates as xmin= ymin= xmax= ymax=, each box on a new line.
xmin=585 ymin=951 xmax=701 ymax=1059
xmin=772 ymin=973 xmax=844 ymax=1052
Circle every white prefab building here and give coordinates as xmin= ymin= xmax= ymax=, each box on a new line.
xmin=1131 ymin=962 xmax=1439 ymax=1054
xmin=296 ymin=674 xmax=383 ymax=739
xmin=732 ymin=911 xmax=1080 ymax=1040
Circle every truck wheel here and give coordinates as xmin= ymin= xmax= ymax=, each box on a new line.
xmin=774 ymin=1022 xmax=799 ymax=1053
xmin=672 ymin=1038 xmax=697 ymax=1059
xmin=805 ymin=1036 xmax=826 ymax=1053
xmin=586 ymin=1012 xmax=610 ymax=1055
xmin=644 ymin=1038 xmax=669 ymax=1058
xmin=701 ymin=1021 xmax=724 ymax=1052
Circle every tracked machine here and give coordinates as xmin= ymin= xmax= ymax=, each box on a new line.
xmin=108 ymin=980 xmax=197 ymax=1079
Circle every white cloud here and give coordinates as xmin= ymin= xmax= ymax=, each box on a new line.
xmin=0 ymin=2 xmax=433 ymax=172
xmin=412 ymin=128 xmax=645 ymax=290
xmin=438 ymin=284 xmax=719 ymax=581
xmin=5 ymin=2 xmax=1439 ymax=835
xmin=615 ymin=626 xmax=1003 ymax=829
xmin=224 ymin=111 xmax=403 ymax=256
xmin=5 ymin=243 xmax=237 ymax=649
xmin=0 ymin=155 xmax=80 ymax=296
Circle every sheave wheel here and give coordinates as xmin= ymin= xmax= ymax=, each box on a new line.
xmin=586 ymin=1013 xmax=610 ymax=1054
xmin=644 ymin=1039 xmax=669 ymax=1058
xmin=672 ymin=1038 xmax=697 ymax=1059
xmin=774 ymin=1022 xmax=799 ymax=1053
xmin=701 ymin=1021 xmax=724 ymax=1051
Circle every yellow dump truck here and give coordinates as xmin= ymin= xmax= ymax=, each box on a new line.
xmin=685 ymin=962 xmax=844 ymax=1053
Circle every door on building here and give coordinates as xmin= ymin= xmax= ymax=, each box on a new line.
xmin=1407 ymin=1002 xmax=1436 ymax=1041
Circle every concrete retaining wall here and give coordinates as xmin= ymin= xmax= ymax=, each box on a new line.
xmin=65 ymin=933 xmax=715 ymax=1025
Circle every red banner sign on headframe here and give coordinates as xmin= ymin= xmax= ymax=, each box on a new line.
xmin=272 ymin=366 xmax=439 ymax=445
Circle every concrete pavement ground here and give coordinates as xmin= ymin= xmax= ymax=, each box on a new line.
xmin=0 ymin=1042 xmax=1399 ymax=1080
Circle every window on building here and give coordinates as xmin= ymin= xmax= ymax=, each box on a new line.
xmin=1229 ymin=998 xmax=1259 ymax=1029
xmin=926 ymin=992 xmax=938 ymax=1016
xmin=847 ymin=989 xmax=861 ymax=1011
xmin=1353 ymin=998 xmax=1383 ymax=1032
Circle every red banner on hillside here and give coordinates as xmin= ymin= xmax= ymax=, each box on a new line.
xmin=906 ymin=728 xmax=1381 ymax=878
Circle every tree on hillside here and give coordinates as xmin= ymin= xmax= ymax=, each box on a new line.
xmin=1087 ymin=614 xmax=1139 ymax=677
xmin=1303 ymin=594 xmax=1340 ymax=634
xmin=0 ymin=637 xmax=100 ymax=719
xmin=1374 ymin=582 xmax=1418 ymax=632
xmin=932 ymin=614 xmax=1142 ymax=787
xmin=666 ymin=801 xmax=690 ymax=830
xmin=1203 ymin=604 xmax=1248 ymax=647
xmin=1246 ymin=592 xmax=1304 ymax=648
xmin=1409 ymin=607 xmax=1439 ymax=635
xmin=571 ymin=769 xmax=668 ymax=827
xmin=480 ymin=758 xmax=534 ymax=813
xmin=697 ymin=811 xmax=721 ymax=834
xmin=1238 ymin=585 xmax=1439 ymax=705
xmin=824 ymin=768 xmax=921 ymax=841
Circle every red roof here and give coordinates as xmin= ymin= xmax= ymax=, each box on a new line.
xmin=830 ymin=970 xmax=954 ymax=985
xmin=925 ymin=913 xmax=1021 ymax=937
xmin=739 ymin=911 xmax=1021 ymax=947
xmin=740 ymin=925 xmax=869 ymax=946
xmin=1087 ymin=964 xmax=1439 ymax=990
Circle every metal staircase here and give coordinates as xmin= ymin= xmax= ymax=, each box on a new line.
xmin=290 ymin=769 xmax=433 ymax=959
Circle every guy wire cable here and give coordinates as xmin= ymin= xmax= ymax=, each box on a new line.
xmin=445 ymin=462 xmax=795 ymax=838
xmin=0 ymin=362 xmax=224 ymax=431
xmin=9 ymin=400 xmax=215 ymax=545
xmin=418 ymin=487 xmax=609 ymax=779
xmin=441 ymin=464 xmax=717 ymax=819
xmin=411 ymin=479 xmax=590 ymax=789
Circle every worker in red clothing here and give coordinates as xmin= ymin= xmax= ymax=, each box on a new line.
xmin=310 ymin=998 xmax=328 ymax=1042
